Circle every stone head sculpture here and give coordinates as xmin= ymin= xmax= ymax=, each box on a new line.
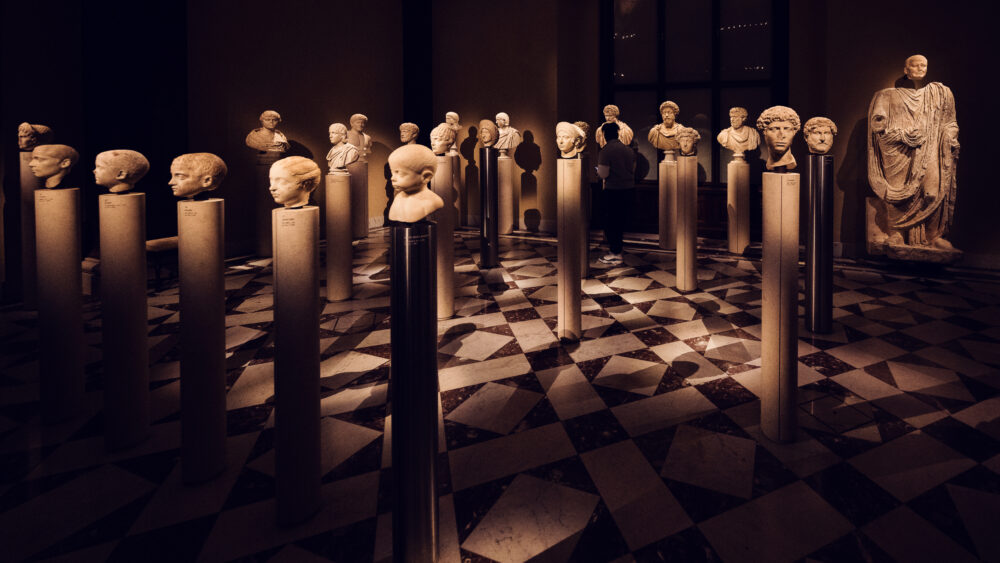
xmin=495 ymin=112 xmax=510 ymax=129
xmin=756 ymin=106 xmax=801 ymax=170
xmin=399 ymin=122 xmax=419 ymax=144
xmin=329 ymin=122 xmax=348 ymax=145
xmin=574 ymin=121 xmax=590 ymax=150
xmin=18 ymin=122 xmax=53 ymax=151
xmin=246 ymin=110 xmax=289 ymax=153
xmin=260 ymin=110 xmax=281 ymax=130
xmin=676 ymin=127 xmax=701 ymax=156
xmin=93 ymin=150 xmax=150 ymax=193
xmin=29 ymin=144 xmax=79 ymax=188
xmin=170 ymin=153 xmax=228 ymax=198
xmin=904 ymin=54 xmax=928 ymax=81
xmin=803 ymin=117 xmax=838 ymax=155
xmin=478 ymin=119 xmax=499 ymax=147
xmin=269 ymin=156 xmax=321 ymax=208
xmin=387 ymin=144 xmax=443 ymax=222
xmin=555 ymin=121 xmax=586 ymax=158
xmin=729 ymin=107 xmax=748 ymax=129
xmin=350 ymin=113 xmax=368 ymax=132
xmin=659 ymin=101 xmax=679 ymax=126
xmin=430 ymin=123 xmax=457 ymax=155
xmin=602 ymin=104 xmax=621 ymax=123
xmin=446 ymin=112 xmax=460 ymax=129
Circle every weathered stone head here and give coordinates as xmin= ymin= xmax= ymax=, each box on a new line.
xmin=602 ymin=104 xmax=620 ymax=123
xmin=555 ymin=121 xmax=586 ymax=158
xmin=430 ymin=123 xmax=457 ymax=155
xmin=399 ymin=122 xmax=419 ymax=144
xmin=728 ymin=107 xmax=748 ymax=129
xmin=495 ymin=112 xmax=510 ymax=129
xmin=30 ymin=144 xmax=79 ymax=188
xmin=756 ymin=106 xmax=801 ymax=170
xmin=659 ymin=101 xmax=679 ymax=126
xmin=18 ymin=122 xmax=53 ymax=151
xmin=170 ymin=152 xmax=227 ymax=198
xmin=94 ymin=150 xmax=150 ymax=193
xmin=446 ymin=112 xmax=460 ymax=129
xmin=350 ymin=113 xmax=368 ymax=132
xmin=269 ymin=156 xmax=320 ymax=208
xmin=329 ymin=123 xmax=348 ymax=145
xmin=904 ymin=54 xmax=928 ymax=81
xmin=259 ymin=110 xmax=281 ymax=130
xmin=676 ymin=127 xmax=701 ymax=156
xmin=803 ymin=117 xmax=838 ymax=155
xmin=478 ymin=119 xmax=499 ymax=147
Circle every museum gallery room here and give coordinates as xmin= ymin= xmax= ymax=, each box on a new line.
xmin=1 ymin=0 xmax=999 ymax=561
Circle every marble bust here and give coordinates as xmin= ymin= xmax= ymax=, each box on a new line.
xmin=399 ymin=122 xmax=419 ymax=145
xmin=595 ymin=104 xmax=634 ymax=147
xmin=904 ymin=54 xmax=928 ymax=82
xmin=555 ymin=121 xmax=586 ymax=158
xmin=18 ymin=122 xmax=53 ymax=151
xmin=494 ymin=112 xmax=521 ymax=156
xmin=326 ymin=123 xmax=360 ymax=172
xmin=479 ymin=119 xmax=499 ymax=148
xmin=803 ymin=117 xmax=838 ymax=155
xmin=445 ymin=112 xmax=461 ymax=154
xmin=716 ymin=107 xmax=760 ymax=157
xmin=269 ymin=156 xmax=320 ymax=208
xmin=429 ymin=123 xmax=457 ymax=156
xmin=676 ymin=127 xmax=701 ymax=156
xmin=93 ymin=150 xmax=150 ymax=193
xmin=347 ymin=113 xmax=372 ymax=162
xmin=387 ymin=144 xmax=443 ymax=222
xmin=574 ymin=121 xmax=590 ymax=152
xmin=756 ymin=106 xmax=800 ymax=170
xmin=245 ymin=110 xmax=290 ymax=153
xmin=170 ymin=153 xmax=228 ymax=198
xmin=29 ymin=144 xmax=79 ymax=188
xmin=648 ymin=101 xmax=684 ymax=151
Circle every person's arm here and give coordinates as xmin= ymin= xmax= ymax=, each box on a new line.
xmin=596 ymin=164 xmax=610 ymax=179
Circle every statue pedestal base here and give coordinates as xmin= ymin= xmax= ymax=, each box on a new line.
xmin=99 ymin=193 xmax=150 ymax=451
xmin=178 ymin=198 xmax=226 ymax=483
xmin=761 ymin=172 xmax=799 ymax=443
xmin=865 ymin=198 xmax=963 ymax=264
xmin=557 ymin=159 xmax=583 ymax=341
xmin=272 ymin=206 xmax=321 ymax=525
xmin=325 ymin=172 xmax=353 ymax=302
xmin=20 ymin=153 xmax=41 ymax=308
xmin=432 ymin=156 xmax=455 ymax=319
xmin=347 ymin=161 xmax=369 ymax=240
xmin=580 ymin=154 xmax=591 ymax=278
xmin=658 ymin=153 xmax=677 ymax=250
xmin=479 ymin=147 xmax=500 ymax=268
xmin=806 ymin=155 xmax=834 ymax=334
xmin=390 ymin=221 xmax=439 ymax=563
xmin=254 ymin=153 xmax=281 ymax=256
xmin=727 ymin=157 xmax=750 ymax=254
xmin=676 ymin=156 xmax=698 ymax=291
xmin=35 ymin=188 xmax=84 ymax=423
xmin=498 ymin=155 xmax=515 ymax=234
xmin=450 ymin=152 xmax=462 ymax=227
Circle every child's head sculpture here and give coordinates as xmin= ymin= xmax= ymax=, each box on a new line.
xmin=269 ymin=156 xmax=321 ymax=208
xmin=387 ymin=144 xmax=443 ymax=223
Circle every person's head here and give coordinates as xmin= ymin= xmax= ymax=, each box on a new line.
xmin=659 ymin=101 xmax=679 ymax=125
xmin=429 ymin=123 xmax=457 ymax=155
xmin=350 ymin=113 xmax=368 ymax=131
xmin=388 ymin=144 xmax=436 ymax=194
xmin=803 ymin=116 xmax=838 ymax=155
xmin=399 ymin=122 xmax=419 ymax=144
xmin=601 ymin=121 xmax=620 ymax=142
xmin=259 ymin=110 xmax=281 ymax=130
xmin=555 ymin=121 xmax=585 ymax=157
xmin=495 ymin=112 xmax=510 ymax=128
xmin=170 ymin=152 xmax=227 ymax=198
xmin=329 ymin=123 xmax=347 ymax=145
xmin=602 ymin=104 xmax=620 ymax=122
xmin=756 ymin=105 xmax=801 ymax=154
xmin=729 ymin=107 xmax=748 ymax=129
xmin=904 ymin=54 xmax=928 ymax=81
xmin=29 ymin=144 xmax=79 ymax=187
xmin=446 ymin=111 xmax=460 ymax=127
xmin=94 ymin=150 xmax=150 ymax=192
xmin=478 ymin=119 xmax=499 ymax=146
xmin=269 ymin=156 xmax=320 ymax=207
xmin=18 ymin=122 xmax=52 ymax=150
xmin=676 ymin=127 xmax=701 ymax=156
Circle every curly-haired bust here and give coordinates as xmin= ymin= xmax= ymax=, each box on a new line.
xmin=756 ymin=106 xmax=801 ymax=170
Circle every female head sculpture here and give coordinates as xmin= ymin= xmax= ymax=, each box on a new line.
xmin=478 ymin=119 xmax=499 ymax=147
xmin=29 ymin=144 xmax=79 ymax=188
xmin=94 ymin=150 xmax=150 ymax=193
xmin=269 ymin=156 xmax=321 ymax=208
xmin=327 ymin=123 xmax=359 ymax=171
xmin=756 ymin=105 xmax=801 ymax=170
xmin=555 ymin=121 xmax=586 ymax=158
xmin=169 ymin=152 xmax=228 ymax=198
xmin=246 ymin=110 xmax=289 ymax=153
xmin=803 ymin=116 xmax=838 ymax=155
xmin=429 ymin=123 xmax=457 ymax=155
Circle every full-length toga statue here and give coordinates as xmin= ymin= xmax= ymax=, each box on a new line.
xmin=867 ymin=54 xmax=960 ymax=262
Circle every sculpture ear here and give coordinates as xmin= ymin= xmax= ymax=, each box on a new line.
xmin=59 ymin=158 xmax=72 ymax=169
xmin=420 ymin=169 xmax=434 ymax=184
xmin=200 ymin=175 xmax=214 ymax=188
xmin=116 ymin=169 xmax=129 ymax=180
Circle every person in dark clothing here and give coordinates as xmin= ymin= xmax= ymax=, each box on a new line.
xmin=596 ymin=121 xmax=636 ymax=264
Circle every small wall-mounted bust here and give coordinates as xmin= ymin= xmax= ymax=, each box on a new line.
xmin=245 ymin=110 xmax=290 ymax=153
xmin=595 ymin=104 xmax=634 ymax=147
xmin=326 ymin=123 xmax=360 ymax=172
xmin=170 ymin=153 xmax=228 ymax=199
xmin=574 ymin=121 xmax=590 ymax=152
xmin=29 ymin=144 xmax=79 ymax=188
xmin=555 ymin=121 xmax=586 ymax=159
xmin=648 ymin=101 xmax=684 ymax=151
xmin=716 ymin=107 xmax=760 ymax=157
xmin=478 ymin=119 xmax=499 ymax=148
xmin=803 ymin=117 xmax=838 ymax=155
xmin=399 ymin=122 xmax=419 ymax=145
xmin=348 ymin=113 xmax=372 ymax=161
xmin=269 ymin=156 xmax=321 ymax=208
xmin=93 ymin=150 xmax=150 ymax=193
xmin=494 ymin=112 xmax=521 ymax=155
xmin=387 ymin=144 xmax=443 ymax=222
xmin=17 ymin=122 xmax=53 ymax=151
xmin=756 ymin=106 xmax=801 ymax=170
xmin=429 ymin=123 xmax=457 ymax=156
xmin=676 ymin=127 xmax=701 ymax=156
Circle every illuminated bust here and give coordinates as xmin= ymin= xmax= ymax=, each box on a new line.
xmin=93 ymin=150 xmax=150 ymax=193
xmin=595 ymin=104 xmax=634 ymax=147
xmin=555 ymin=121 xmax=585 ymax=158
xmin=478 ymin=119 xmax=499 ymax=148
xmin=803 ymin=117 xmax=838 ymax=155
xmin=326 ymin=123 xmax=360 ymax=172
xmin=269 ymin=156 xmax=320 ymax=208
xmin=445 ymin=112 xmax=461 ymax=154
xmin=717 ymin=107 xmax=760 ymax=157
xmin=399 ymin=122 xmax=419 ymax=145
xmin=17 ymin=122 xmax=53 ymax=151
xmin=387 ymin=144 xmax=443 ymax=222
xmin=29 ymin=144 xmax=79 ymax=188
xmin=904 ymin=54 xmax=928 ymax=81
xmin=676 ymin=127 xmax=701 ymax=156
xmin=756 ymin=105 xmax=800 ymax=170
xmin=494 ymin=112 xmax=521 ymax=155
xmin=429 ymin=123 xmax=457 ymax=156
xmin=574 ymin=121 xmax=590 ymax=152
xmin=245 ymin=110 xmax=290 ymax=153
xmin=348 ymin=113 xmax=372 ymax=161
xmin=170 ymin=153 xmax=228 ymax=199
xmin=648 ymin=101 xmax=683 ymax=151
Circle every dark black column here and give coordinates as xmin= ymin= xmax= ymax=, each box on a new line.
xmin=390 ymin=221 xmax=439 ymax=563
xmin=806 ymin=153 xmax=834 ymax=334
xmin=479 ymin=147 xmax=500 ymax=268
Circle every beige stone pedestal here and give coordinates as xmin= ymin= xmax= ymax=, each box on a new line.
xmin=347 ymin=161 xmax=369 ymax=239
xmin=676 ymin=156 xmax=698 ymax=291
xmin=498 ymin=155 xmax=515 ymax=234
xmin=557 ymin=159 xmax=582 ymax=341
xmin=658 ymin=152 xmax=677 ymax=250
xmin=727 ymin=156 xmax=750 ymax=254
xmin=254 ymin=154 xmax=280 ymax=256
xmin=432 ymin=156 xmax=455 ymax=319
xmin=20 ymin=153 xmax=41 ymax=308
xmin=325 ymin=172 xmax=353 ymax=302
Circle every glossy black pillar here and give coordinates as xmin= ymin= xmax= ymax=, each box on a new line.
xmin=479 ymin=146 xmax=499 ymax=268
xmin=806 ymin=154 xmax=834 ymax=334
xmin=390 ymin=221 xmax=439 ymax=563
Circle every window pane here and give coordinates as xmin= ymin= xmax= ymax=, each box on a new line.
xmin=663 ymin=0 xmax=711 ymax=81
xmin=719 ymin=0 xmax=771 ymax=80
xmin=660 ymin=88 xmax=713 ymax=182
xmin=719 ymin=87 xmax=771 ymax=182
xmin=614 ymin=0 xmax=657 ymax=84
xmin=613 ymin=90 xmax=658 ymax=181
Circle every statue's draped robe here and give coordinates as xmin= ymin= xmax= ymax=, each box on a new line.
xmin=495 ymin=127 xmax=521 ymax=153
xmin=867 ymin=82 xmax=959 ymax=245
xmin=326 ymin=143 xmax=360 ymax=171
xmin=595 ymin=120 xmax=634 ymax=147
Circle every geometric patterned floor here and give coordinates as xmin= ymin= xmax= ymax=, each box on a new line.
xmin=1 ymin=228 xmax=999 ymax=562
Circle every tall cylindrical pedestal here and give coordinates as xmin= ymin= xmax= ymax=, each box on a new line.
xmin=35 ymin=188 xmax=84 ymax=423
xmin=347 ymin=161 xmax=369 ymax=240
xmin=272 ymin=206 xmax=321 ymax=525
xmin=498 ymin=155 xmax=515 ymax=234
xmin=658 ymin=152 xmax=677 ymax=250
xmin=479 ymin=147 xmax=500 ymax=268
xmin=325 ymin=172 xmax=353 ymax=302
xmin=727 ymin=157 xmax=750 ymax=254
xmin=676 ymin=156 xmax=698 ymax=291
xmin=806 ymin=154 xmax=834 ymax=334
xmin=254 ymin=154 xmax=280 ymax=256
xmin=580 ymin=154 xmax=591 ymax=278
xmin=178 ymin=198 xmax=226 ymax=483
xmin=390 ymin=222 xmax=439 ymax=563
xmin=450 ymin=152 xmax=462 ymax=227
xmin=20 ymin=153 xmax=41 ymax=308
xmin=761 ymin=172 xmax=800 ymax=443
xmin=99 ymin=193 xmax=150 ymax=451
xmin=557 ymin=159 xmax=583 ymax=341
xmin=432 ymin=156 xmax=455 ymax=319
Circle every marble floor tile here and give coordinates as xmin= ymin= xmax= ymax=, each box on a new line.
xmin=612 ymin=387 xmax=717 ymax=437
xmin=249 ymin=417 xmax=381 ymax=479
xmin=960 ymin=338 xmax=1000 ymax=366
xmin=448 ymin=423 xmax=575 ymax=491
xmin=951 ymin=396 xmax=1000 ymax=441
xmin=227 ymin=362 xmax=275 ymax=409
xmin=29 ymin=421 xmax=182 ymax=479
xmin=849 ymin=431 xmax=976 ymax=501
xmin=438 ymin=354 xmax=532 ymax=392
xmin=568 ymin=333 xmax=646 ymax=363
xmin=493 ymin=288 xmax=532 ymax=311
xmin=871 ymin=393 xmax=948 ymax=429
xmin=650 ymin=341 xmax=725 ymax=383
xmin=946 ymin=483 xmax=1000 ymax=562
xmin=744 ymin=425 xmax=840 ymax=478
xmin=528 ymin=286 xmax=560 ymax=302
xmin=887 ymin=361 xmax=974 ymax=402
xmin=606 ymin=305 xmax=657 ymax=331
xmin=646 ymin=300 xmax=698 ymax=321
xmin=902 ymin=320 xmax=972 ymax=344
xmin=661 ymin=424 xmax=756 ymax=498
xmin=225 ymin=310 xmax=274 ymax=327
xmin=826 ymin=338 xmax=906 ymax=368
xmin=439 ymin=330 xmax=514 ymax=361
xmin=915 ymin=291 xmax=972 ymax=309
xmin=832 ymin=290 xmax=876 ymax=307
xmin=534 ymin=364 xmax=607 ymax=419
xmin=609 ymin=277 xmax=653 ymax=292
xmin=831 ymin=369 xmax=903 ymax=401
xmin=621 ymin=287 xmax=682 ymax=304
xmin=444 ymin=382 xmax=542 ymax=434
xmin=685 ymin=293 xmax=741 ymax=315
xmin=319 ymin=351 xmax=387 ymax=389
xmin=438 ymin=312 xmax=508 ymax=335
xmin=862 ymin=505 xmax=978 ymax=563
xmin=319 ymin=383 xmax=387 ymax=416
xmin=593 ymin=355 xmax=667 ymax=396
xmin=664 ymin=318 xmax=733 ymax=341
xmin=509 ymin=319 xmax=558 ymax=353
